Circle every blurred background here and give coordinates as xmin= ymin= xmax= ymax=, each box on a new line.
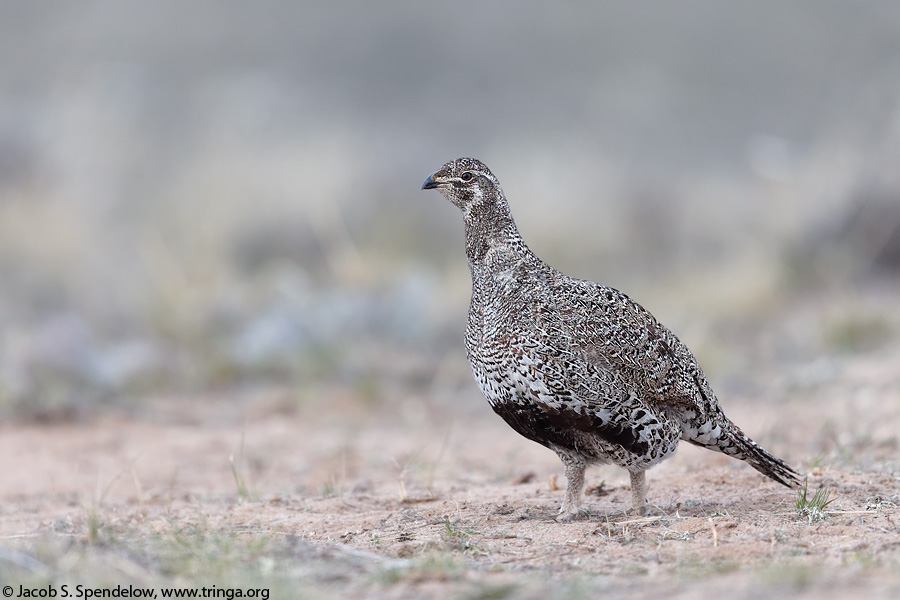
xmin=1 ymin=1 xmax=899 ymax=422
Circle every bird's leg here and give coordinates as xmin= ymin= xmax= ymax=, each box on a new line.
xmin=628 ymin=470 xmax=647 ymax=515
xmin=555 ymin=451 xmax=586 ymax=522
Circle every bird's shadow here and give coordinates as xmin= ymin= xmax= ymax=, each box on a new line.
xmin=508 ymin=499 xmax=734 ymax=523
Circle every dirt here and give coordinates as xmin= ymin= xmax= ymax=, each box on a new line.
xmin=2 ymin=332 xmax=900 ymax=598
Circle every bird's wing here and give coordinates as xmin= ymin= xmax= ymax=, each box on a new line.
xmin=503 ymin=280 xmax=679 ymax=455
xmin=546 ymin=277 xmax=710 ymax=414
xmin=499 ymin=333 xmax=667 ymax=459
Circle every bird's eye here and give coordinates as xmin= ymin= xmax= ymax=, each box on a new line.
xmin=460 ymin=172 xmax=473 ymax=181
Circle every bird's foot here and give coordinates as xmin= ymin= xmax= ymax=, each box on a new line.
xmin=555 ymin=510 xmax=581 ymax=523
xmin=623 ymin=504 xmax=647 ymax=517
xmin=556 ymin=505 xmax=588 ymax=522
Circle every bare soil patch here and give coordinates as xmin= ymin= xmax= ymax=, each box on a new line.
xmin=2 ymin=342 xmax=899 ymax=599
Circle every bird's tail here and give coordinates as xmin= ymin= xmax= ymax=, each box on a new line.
xmin=685 ymin=413 xmax=801 ymax=488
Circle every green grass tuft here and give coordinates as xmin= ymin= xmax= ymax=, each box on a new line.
xmin=796 ymin=482 xmax=836 ymax=523
xmin=229 ymin=430 xmax=252 ymax=501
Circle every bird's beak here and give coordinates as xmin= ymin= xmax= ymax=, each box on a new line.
xmin=422 ymin=173 xmax=440 ymax=190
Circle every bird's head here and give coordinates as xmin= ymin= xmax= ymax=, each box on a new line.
xmin=421 ymin=157 xmax=504 ymax=215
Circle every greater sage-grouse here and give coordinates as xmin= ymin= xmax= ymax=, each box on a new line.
xmin=422 ymin=157 xmax=800 ymax=520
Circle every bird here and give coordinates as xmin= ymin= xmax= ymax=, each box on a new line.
xmin=422 ymin=157 xmax=800 ymax=520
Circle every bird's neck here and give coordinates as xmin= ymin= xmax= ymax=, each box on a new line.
xmin=462 ymin=194 xmax=531 ymax=271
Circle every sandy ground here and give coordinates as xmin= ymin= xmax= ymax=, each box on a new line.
xmin=1 ymin=337 xmax=899 ymax=599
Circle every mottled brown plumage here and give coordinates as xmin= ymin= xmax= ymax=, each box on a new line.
xmin=423 ymin=157 xmax=800 ymax=520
